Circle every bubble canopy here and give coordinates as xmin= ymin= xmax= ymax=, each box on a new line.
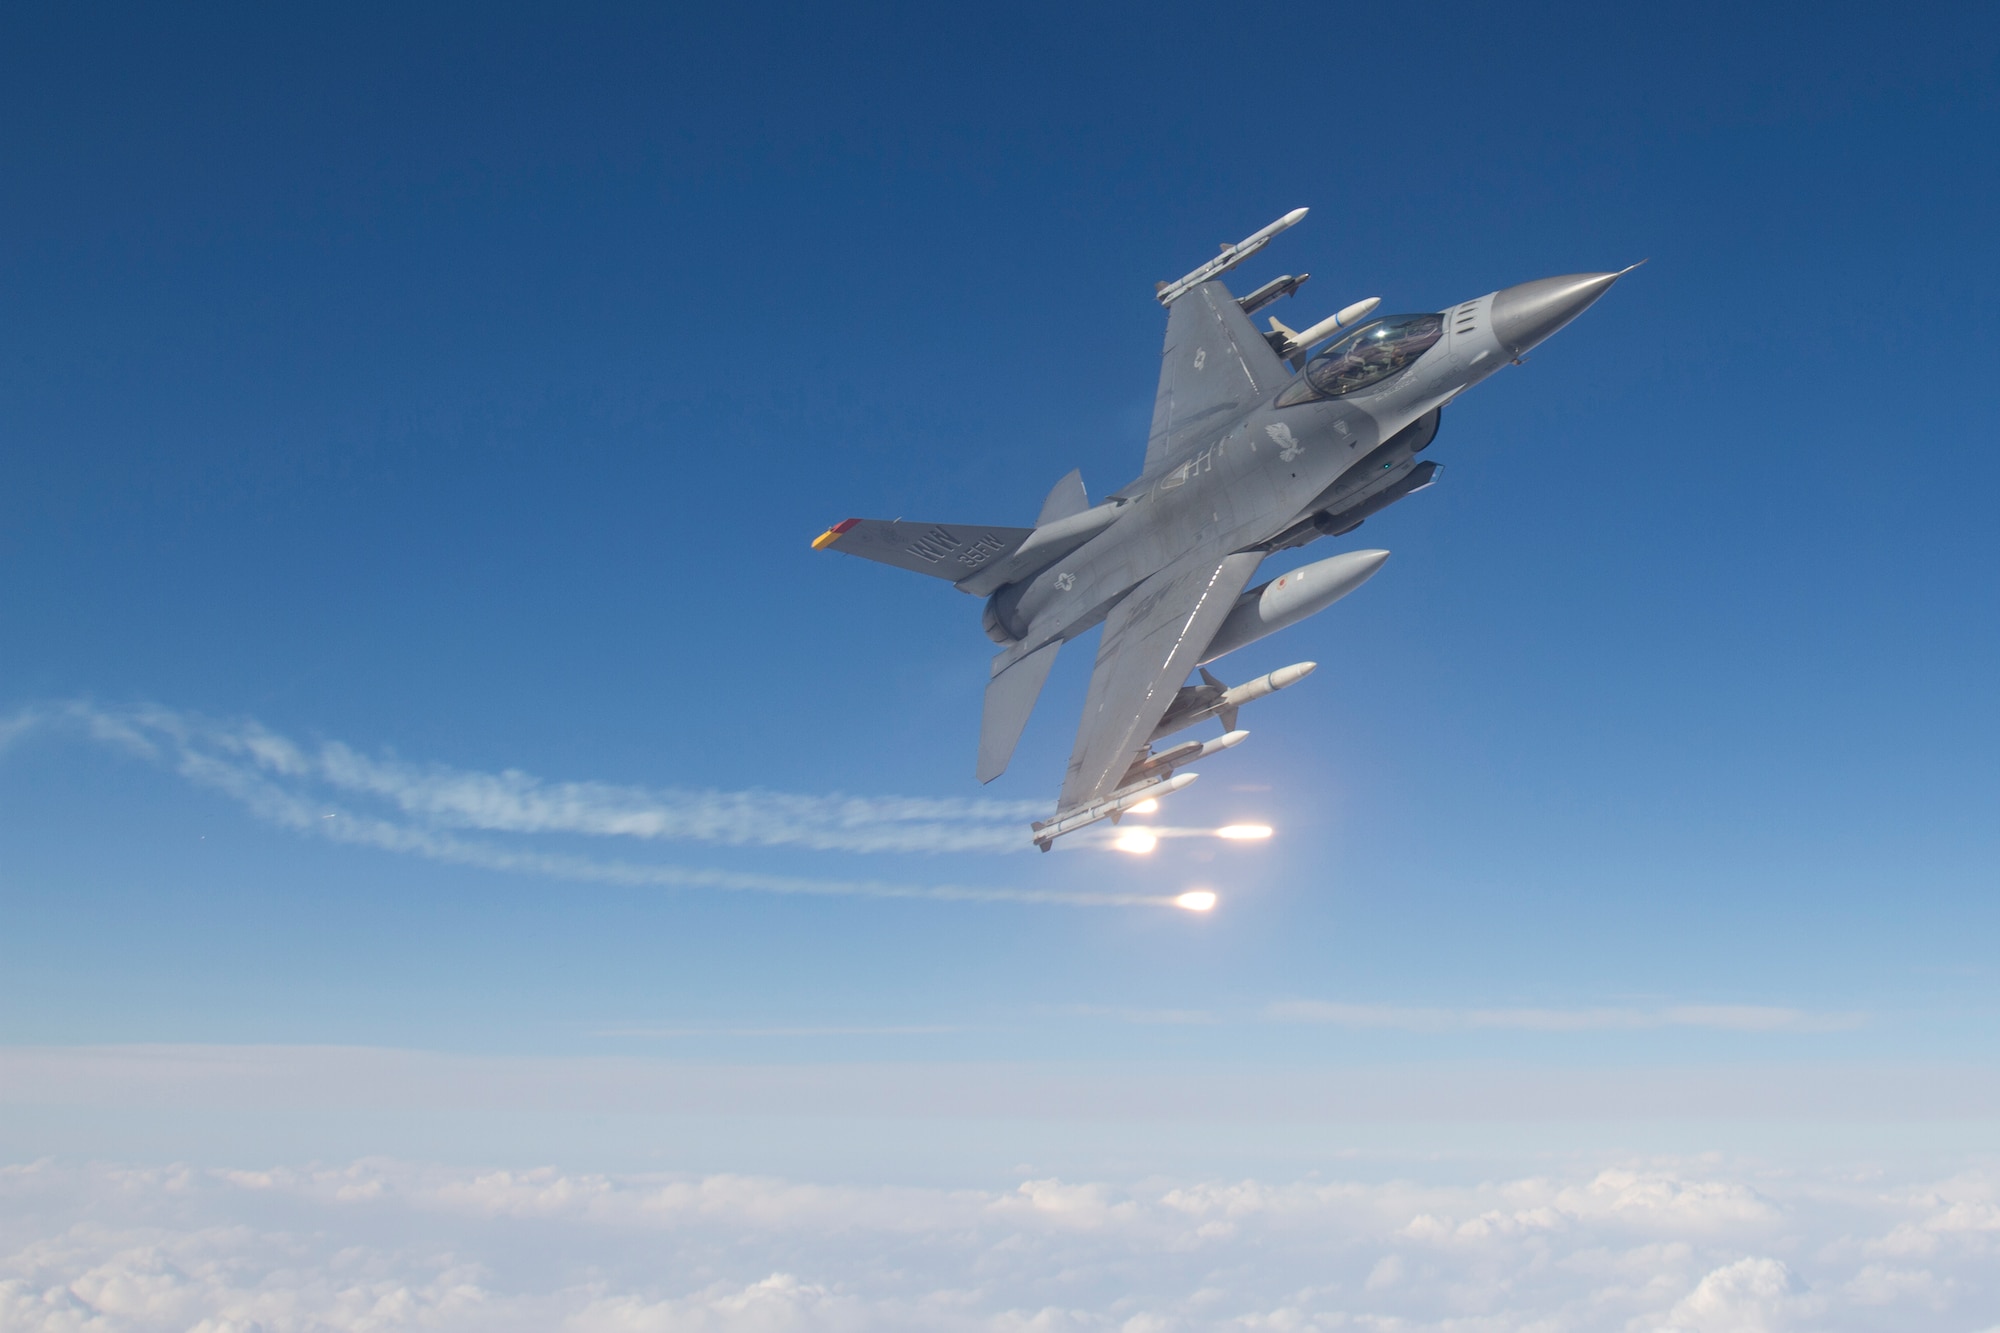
xmin=1276 ymin=314 xmax=1444 ymax=406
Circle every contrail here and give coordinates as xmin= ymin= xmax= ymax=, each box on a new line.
xmin=1 ymin=702 xmax=1186 ymax=908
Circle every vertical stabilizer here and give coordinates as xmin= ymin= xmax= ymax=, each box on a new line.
xmin=1037 ymin=470 xmax=1090 ymax=526
xmin=978 ymin=640 xmax=1060 ymax=783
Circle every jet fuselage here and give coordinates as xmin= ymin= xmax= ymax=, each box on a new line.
xmin=815 ymin=242 xmax=1629 ymax=837
xmin=989 ymin=286 xmax=1527 ymax=662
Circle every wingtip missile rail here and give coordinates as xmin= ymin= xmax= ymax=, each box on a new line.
xmin=811 ymin=518 xmax=859 ymax=550
xmin=1032 ymin=772 xmax=1198 ymax=852
xmin=1155 ymin=208 xmax=1309 ymax=306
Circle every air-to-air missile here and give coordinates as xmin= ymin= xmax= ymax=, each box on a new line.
xmin=1032 ymin=771 xmax=1199 ymax=852
xmin=1200 ymin=549 xmax=1390 ymax=663
xmin=1118 ymin=728 xmax=1248 ymax=788
xmin=1154 ymin=208 xmax=1310 ymax=306
xmin=1149 ymin=662 xmax=1317 ymax=744
xmin=1264 ymin=297 xmax=1383 ymax=367
xmin=1023 ymin=552 xmax=1379 ymax=845
xmin=1027 ymin=668 xmax=1313 ymax=848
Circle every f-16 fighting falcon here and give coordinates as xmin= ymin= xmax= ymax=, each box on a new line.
xmin=815 ymin=209 xmax=1633 ymax=848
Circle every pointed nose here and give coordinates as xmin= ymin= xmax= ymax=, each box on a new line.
xmin=1490 ymin=271 xmax=1622 ymax=356
xmin=1306 ymin=547 xmax=1390 ymax=601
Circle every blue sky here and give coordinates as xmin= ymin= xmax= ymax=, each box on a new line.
xmin=5 ymin=0 xmax=1999 ymax=1054
xmin=4 ymin=0 xmax=1997 ymax=1053
xmin=2 ymin=4 xmax=2000 ymax=1326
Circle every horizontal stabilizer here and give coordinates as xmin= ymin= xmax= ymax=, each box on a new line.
xmin=979 ymin=639 xmax=1060 ymax=783
xmin=813 ymin=518 xmax=1034 ymax=582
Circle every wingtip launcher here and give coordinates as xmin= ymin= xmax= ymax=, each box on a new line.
xmin=1155 ymin=207 xmax=1309 ymax=306
xmin=811 ymin=518 xmax=859 ymax=550
xmin=1032 ymin=772 xmax=1200 ymax=852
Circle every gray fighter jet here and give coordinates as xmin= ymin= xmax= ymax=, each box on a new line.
xmin=815 ymin=209 xmax=1630 ymax=848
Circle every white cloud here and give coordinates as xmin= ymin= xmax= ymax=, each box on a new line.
xmin=3 ymin=1155 xmax=1997 ymax=1332
xmin=563 ymin=1275 xmax=888 ymax=1333
xmin=1363 ymin=1254 xmax=1403 ymax=1290
xmin=1648 ymin=1256 xmax=1822 ymax=1333
xmin=1864 ymin=1172 xmax=2000 ymax=1260
xmin=1550 ymin=1169 xmax=1778 ymax=1230
xmin=1843 ymin=1263 xmax=1948 ymax=1307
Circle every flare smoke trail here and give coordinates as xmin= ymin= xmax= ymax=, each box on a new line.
xmin=0 ymin=702 xmax=1192 ymax=909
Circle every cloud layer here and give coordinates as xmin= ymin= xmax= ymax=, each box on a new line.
xmin=22 ymin=1044 xmax=1993 ymax=1120
xmin=3 ymin=1153 xmax=1997 ymax=1331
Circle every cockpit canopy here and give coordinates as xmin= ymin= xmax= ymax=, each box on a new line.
xmin=1276 ymin=313 xmax=1445 ymax=406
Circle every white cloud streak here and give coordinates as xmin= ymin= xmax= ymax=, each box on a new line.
xmin=1265 ymin=1000 xmax=1865 ymax=1033
xmin=590 ymin=1024 xmax=964 ymax=1038
xmin=1 ymin=702 xmax=1182 ymax=908
xmin=2 ymin=1154 xmax=1996 ymax=1331
xmin=14 ymin=1044 xmax=1990 ymax=1120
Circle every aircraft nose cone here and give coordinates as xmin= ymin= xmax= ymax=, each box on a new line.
xmin=1490 ymin=271 xmax=1622 ymax=356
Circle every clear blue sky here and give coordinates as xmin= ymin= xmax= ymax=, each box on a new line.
xmin=3 ymin=0 xmax=1998 ymax=1100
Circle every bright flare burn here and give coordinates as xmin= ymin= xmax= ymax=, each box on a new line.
xmin=1174 ymin=891 xmax=1218 ymax=912
xmin=1111 ymin=830 xmax=1159 ymax=854
xmin=1214 ymin=824 xmax=1273 ymax=840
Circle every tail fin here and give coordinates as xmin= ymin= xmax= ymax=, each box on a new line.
xmin=977 ymin=640 xmax=1060 ymax=783
xmin=1036 ymin=469 xmax=1090 ymax=525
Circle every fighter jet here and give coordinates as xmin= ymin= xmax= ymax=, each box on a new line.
xmin=815 ymin=209 xmax=1631 ymax=848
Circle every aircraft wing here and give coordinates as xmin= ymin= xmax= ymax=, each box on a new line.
xmin=1056 ymin=547 xmax=1265 ymax=811
xmin=1144 ymin=280 xmax=1291 ymax=475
